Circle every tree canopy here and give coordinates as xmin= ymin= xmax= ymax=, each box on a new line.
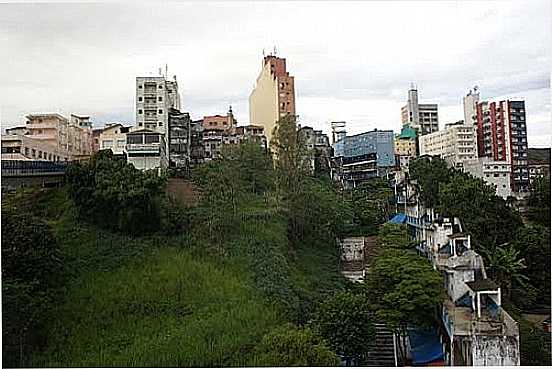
xmin=253 ymin=324 xmax=339 ymax=367
xmin=311 ymin=291 xmax=375 ymax=362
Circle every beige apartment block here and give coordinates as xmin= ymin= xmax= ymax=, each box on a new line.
xmin=24 ymin=113 xmax=93 ymax=159
xmin=249 ymin=54 xmax=295 ymax=144
xmin=99 ymin=123 xmax=131 ymax=155
xmin=1 ymin=133 xmax=70 ymax=161
xmin=419 ymin=121 xmax=477 ymax=168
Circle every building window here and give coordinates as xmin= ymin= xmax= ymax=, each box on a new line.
xmin=158 ymin=109 xmax=163 ymax=114
xmin=138 ymin=96 xmax=143 ymax=102
xmin=138 ymin=122 xmax=143 ymax=127
xmin=158 ymin=96 xmax=162 ymax=101
xmin=138 ymin=85 xmax=143 ymax=89
xmin=159 ymin=122 xmax=163 ymax=126
xmin=102 ymin=140 xmax=113 ymax=149
xmin=159 ymin=84 xmax=163 ymax=89
xmin=145 ymin=134 xmax=160 ymax=144
xmin=138 ymin=109 xmax=143 ymax=114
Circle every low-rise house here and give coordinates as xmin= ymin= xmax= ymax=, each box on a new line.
xmin=99 ymin=123 xmax=131 ymax=155
xmin=125 ymin=129 xmax=168 ymax=171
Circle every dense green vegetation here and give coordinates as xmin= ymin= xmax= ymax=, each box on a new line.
xmin=2 ymin=119 xmax=354 ymax=367
xmin=409 ymin=156 xmax=551 ymax=366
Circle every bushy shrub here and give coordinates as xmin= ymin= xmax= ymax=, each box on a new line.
xmin=1 ymin=208 xmax=65 ymax=367
xmin=253 ymin=323 xmax=339 ymax=366
xmin=311 ymin=291 xmax=375 ymax=362
xmin=65 ymin=150 xmax=166 ymax=235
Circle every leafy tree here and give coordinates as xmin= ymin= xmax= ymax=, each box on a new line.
xmin=410 ymin=156 xmax=523 ymax=253
xmin=365 ymin=225 xmax=444 ymax=360
xmin=253 ymin=324 xmax=339 ymax=367
xmin=527 ymin=175 xmax=551 ymax=226
xmin=65 ymin=150 xmax=166 ymax=235
xmin=1 ymin=207 xmax=65 ymax=367
xmin=311 ymin=291 xmax=375 ymax=363
xmin=219 ymin=140 xmax=274 ymax=195
xmin=377 ymin=223 xmax=413 ymax=250
xmin=512 ymin=225 xmax=551 ymax=305
xmin=347 ymin=178 xmax=394 ymax=234
xmin=270 ymin=115 xmax=313 ymax=243
xmin=193 ymin=157 xmax=245 ymax=247
xmin=409 ymin=156 xmax=452 ymax=208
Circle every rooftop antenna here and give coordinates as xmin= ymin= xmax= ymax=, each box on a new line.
xmin=165 ymin=64 xmax=168 ymax=79
xmin=273 ymin=45 xmax=277 ymax=56
xmin=158 ymin=67 xmax=162 ymax=76
xmin=262 ymin=48 xmax=265 ymax=58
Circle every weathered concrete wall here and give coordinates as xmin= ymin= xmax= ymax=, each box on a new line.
xmin=341 ymin=237 xmax=365 ymax=262
xmin=472 ymin=335 xmax=519 ymax=366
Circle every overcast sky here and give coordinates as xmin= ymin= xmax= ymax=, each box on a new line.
xmin=1 ymin=1 xmax=550 ymax=147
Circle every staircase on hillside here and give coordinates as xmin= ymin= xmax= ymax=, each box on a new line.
xmin=365 ymin=323 xmax=397 ymax=367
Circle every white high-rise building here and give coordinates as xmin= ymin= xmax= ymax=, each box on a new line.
xmin=401 ymin=85 xmax=439 ymax=135
xmin=463 ymin=87 xmax=480 ymax=125
xmin=419 ymin=121 xmax=477 ymax=168
xmin=135 ymin=75 xmax=181 ymax=150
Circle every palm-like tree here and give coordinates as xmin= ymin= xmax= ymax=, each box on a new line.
xmin=482 ymin=243 xmax=528 ymax=300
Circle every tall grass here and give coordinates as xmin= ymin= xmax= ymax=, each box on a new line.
xmin=32 ymin=247 xmax=284 ymax=367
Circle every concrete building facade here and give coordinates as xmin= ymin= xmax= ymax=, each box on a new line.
xmin=99 ymin=123 xmax=131 ymax=155
xmin=1 ymin=133 xmax=70 ymax=162
xmin=298 ymin=126 xmax=332 ymax=174
xmin=125 ymin=129 xmax=168 ymax=171
xmin=463 ymin=158 xmax=512 ymax=199
xmin=401 ymin=86 xmax=439 ymax=135
xmin=419 ymin=121 xmax=478 ymax=168
xmin=249 ymin=54 xmax=295 ymax=144
xmin=22 ymin=113 xmax=93 ymax=159
xmin=135 ymin=75 xmax=181 ymax=154
xmin=332 ymin=129 xmax=395 ymax=188
xmin=402 ymin=178 xmax=520 ymax=366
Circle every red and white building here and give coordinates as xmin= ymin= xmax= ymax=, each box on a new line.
xmin=464 ymin=89 xmax=529 ymax=193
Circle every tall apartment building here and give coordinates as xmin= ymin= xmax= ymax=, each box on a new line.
xmin=468 ymin=94 xmax=529 ymax=193
xmin=401 ymin=86 xmax=439 ymax=135
xmin=135 ymin=75 xmax=181 ymax=154
xmin=249 ymin=54 xmax=296 ymax=144
xmin=419 ymin=121 xmax=478 ymax=168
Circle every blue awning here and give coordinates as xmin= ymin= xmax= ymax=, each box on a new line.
xmin=408 ymin=327 xmax=444 ymax=365
xmin=389 ymin=213 xmax=407 ymax=224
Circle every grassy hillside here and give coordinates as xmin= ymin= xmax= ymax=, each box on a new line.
xmin=0 ymin=188 xmax=285 ymax=367
xmin=3 ymin=185 xmax=344 ymax=367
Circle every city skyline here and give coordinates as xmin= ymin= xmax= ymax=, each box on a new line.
xmin=1 ymin=0 xmax=550 ymax=147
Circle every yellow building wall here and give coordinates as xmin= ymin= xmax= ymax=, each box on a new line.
xmin=249 ymin=63 xmax=279 ymax=144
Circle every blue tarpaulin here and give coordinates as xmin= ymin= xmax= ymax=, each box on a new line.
xmin=408 ymin=327 xmax=444 ymax=365
xmin=389 ymin=213 xmax=407 ymax=224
